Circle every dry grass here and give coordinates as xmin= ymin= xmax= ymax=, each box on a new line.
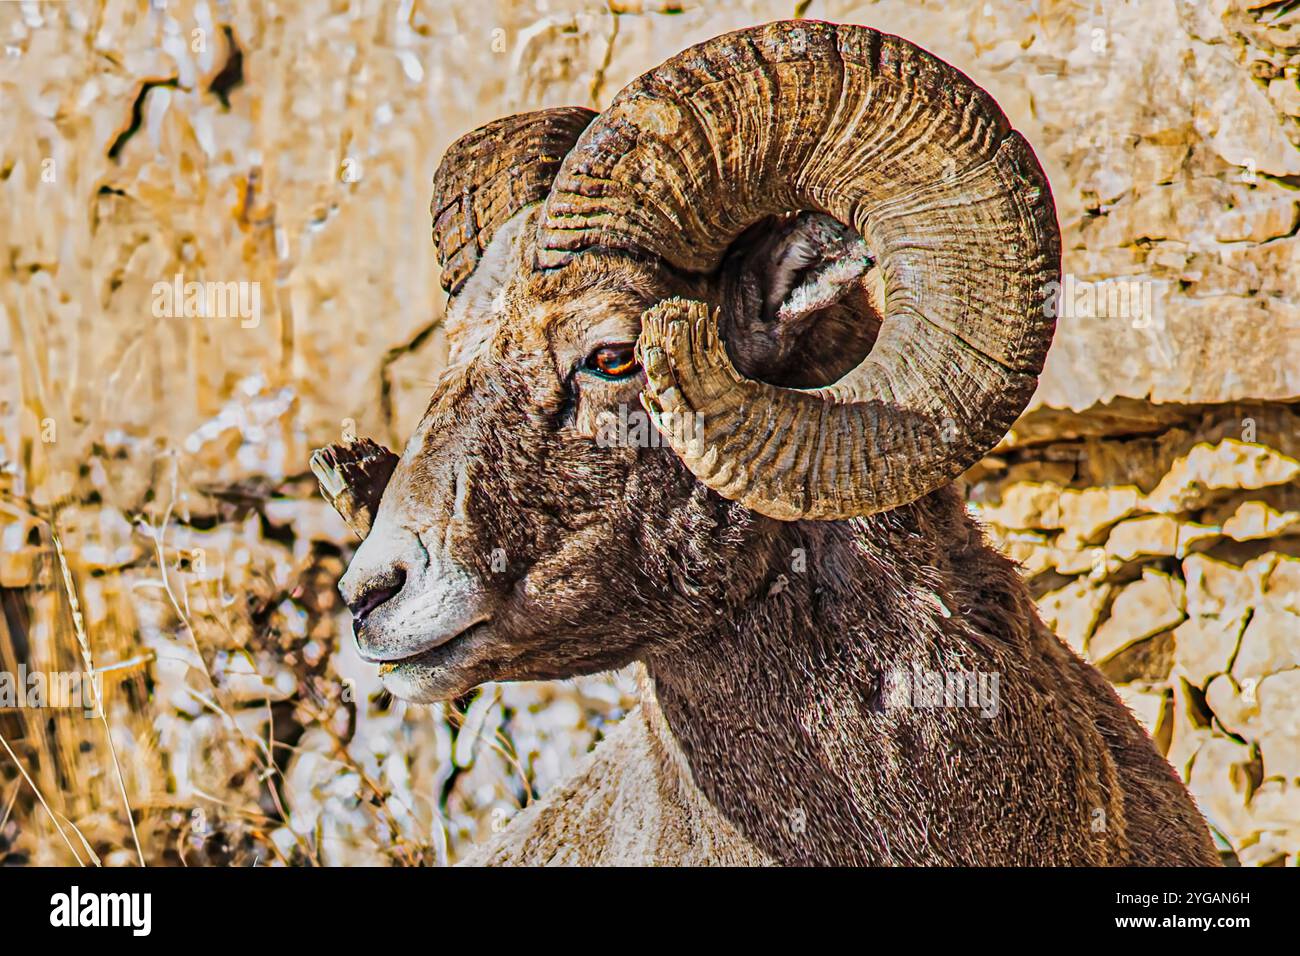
xmin=0 ymin=481 xmax=637 ymax=866
xmin=0 ymin=361 xmax=634 ymax=867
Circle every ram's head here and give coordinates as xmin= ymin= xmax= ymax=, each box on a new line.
xmin=312 ymin=21 xmax=1060 ymax=702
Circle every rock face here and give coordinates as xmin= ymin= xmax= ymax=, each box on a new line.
xmin=1 ymin=0 xmax=1297 ymax=866
xmin=969 ymin=404 xmax=1300 ymax=866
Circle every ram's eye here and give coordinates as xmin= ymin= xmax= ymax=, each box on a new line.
xmin=583 ymin=344 xmax=640 ymax=379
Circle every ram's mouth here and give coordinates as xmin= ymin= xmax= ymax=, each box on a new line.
xmin=375 ymin=620 xmax=493 ymax=687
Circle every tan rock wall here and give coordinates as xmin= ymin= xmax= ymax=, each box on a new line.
xmin=0 ymin=0 xmax=1295 ymax=865
xmin=969 ymin=401 xmax=1300 ymax=864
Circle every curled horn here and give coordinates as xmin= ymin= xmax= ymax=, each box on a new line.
xmin=537 ymin=21 xmax=1060 ymax=520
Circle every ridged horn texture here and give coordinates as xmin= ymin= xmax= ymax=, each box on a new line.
xmin=431 ymin=106 xmax=597 ymax=295
xmin=539 ymin=21 xmax=1061 ymax=521
xmin=310 ymin=438 xmax=399 ymax=539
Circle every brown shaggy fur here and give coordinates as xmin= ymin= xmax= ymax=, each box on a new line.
xmin=646 ymin=489 xmax=1219 ymax=864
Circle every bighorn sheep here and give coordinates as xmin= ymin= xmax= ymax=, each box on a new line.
xmin=313 ymin=20 xmax=1219 ymax=866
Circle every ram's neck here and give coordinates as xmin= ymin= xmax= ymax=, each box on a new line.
xmin=642 ymin=485 xmax=1049 ymax=865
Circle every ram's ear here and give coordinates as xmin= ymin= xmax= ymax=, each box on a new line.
xmin=721 ymin=212 xmax=882 ymax=389
xmin=310 ymin=438 xmax=399 ymax=539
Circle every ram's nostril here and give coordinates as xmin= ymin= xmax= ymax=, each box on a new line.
xmin=348 ymin=568 xmax=407 ymax=628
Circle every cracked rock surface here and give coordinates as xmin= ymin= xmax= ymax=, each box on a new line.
xmin=1 ymin=0 xmax=1296 ymax=865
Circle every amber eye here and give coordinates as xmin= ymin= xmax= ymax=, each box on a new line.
xmin=584 ymin=343 xmax=640 ymax=379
